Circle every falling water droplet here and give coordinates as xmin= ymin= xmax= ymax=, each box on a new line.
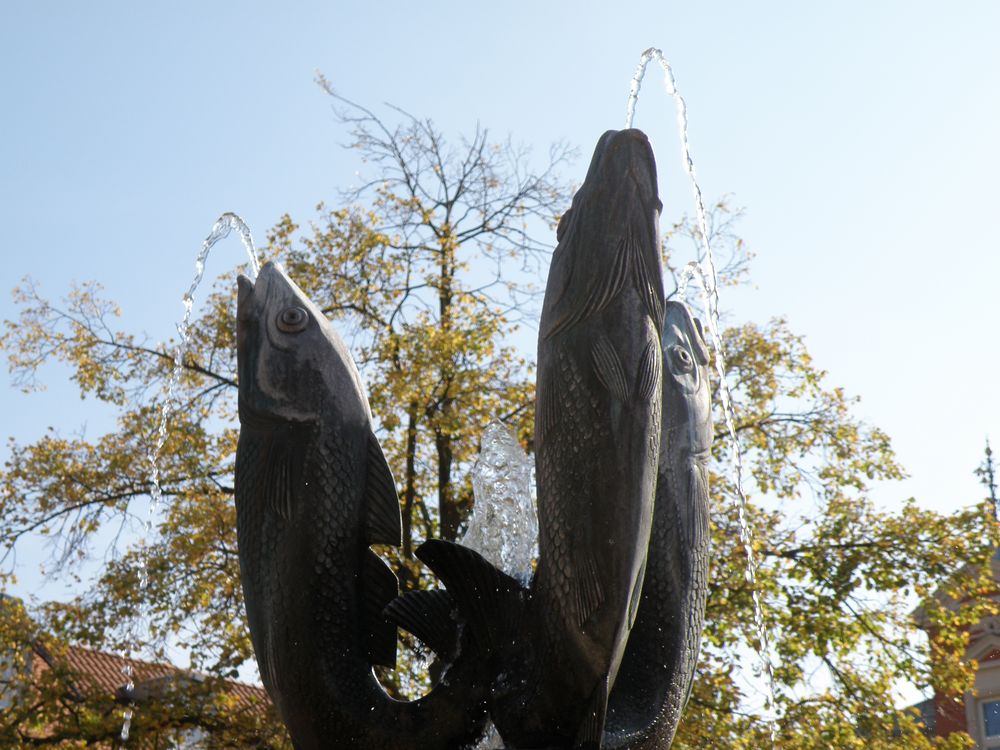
xmin=120 ymin=709 xmax=133 ymax=741
xmin=119 ymin=213 xmax=261 ymax=738
xmin=626 ymin=47 xmax=778 ymax=743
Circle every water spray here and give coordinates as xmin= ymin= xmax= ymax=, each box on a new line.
xmin=120 ymin=212 xmax=259 ymax=740
xmin=627 ymin=47 xmax=779 ymax=743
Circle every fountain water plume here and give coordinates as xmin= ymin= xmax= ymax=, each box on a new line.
xmin=120 ymin=213 xmax=260 ymax=740
xmin=462 ymin=421 xmax=537 ymax=750
xmin=461 ymin=421 xmax=538 ymax=583
xmin=626 ymin=47 xmax=779 ymax=741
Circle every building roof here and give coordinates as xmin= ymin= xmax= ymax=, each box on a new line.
xmin=33 ymin=641 xmax=271 ymax=710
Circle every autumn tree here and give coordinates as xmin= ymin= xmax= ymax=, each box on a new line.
xmin=0 ymin=95 xmax=995 ymax=747
xmin=661 ymin=211 xmax=996 ymax=749
xmin=277 ymin=82 xmax=574 ymax=562
xmin=0 ymin=94 xmax=572 ymax=743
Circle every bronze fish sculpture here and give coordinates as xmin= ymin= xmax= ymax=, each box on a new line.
xmin=606 ymin=301 xmax=713 ymax=749
xmin=419 ymin=128 xmax=665 ymax=749
xmin=234 ymin=262 xmax=487 ymax=749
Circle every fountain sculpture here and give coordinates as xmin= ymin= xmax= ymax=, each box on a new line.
xmin=234 ymin=129 xmax=713 ymax=749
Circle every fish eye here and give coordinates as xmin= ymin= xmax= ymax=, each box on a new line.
xmin=669 ymin=345 xmax=694 ymax=373
xmin=276 ymin=306 xmax=309 ymax=333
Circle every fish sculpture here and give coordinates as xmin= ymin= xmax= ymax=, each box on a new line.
xmin=605 ymin=300 xmax=713 ymax=749
xmin=234 ymin=262 xmax=488 ymax=750
xmin=419 ymin=128 xmax=665 ymax=748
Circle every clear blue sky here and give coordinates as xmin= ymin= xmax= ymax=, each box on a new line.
xmin=1 ymin=2 xmax=998 ymax=600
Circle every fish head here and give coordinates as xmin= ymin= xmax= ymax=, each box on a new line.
xmin=236 ymin=261 xmax=371 ymax=426
xmin=556 ymin=128 xmax=662 ymax=249
xmin=544 ymin=129 xmax=665 ymax=338
xmin=662 ymin=300 xmax=713 ymax=453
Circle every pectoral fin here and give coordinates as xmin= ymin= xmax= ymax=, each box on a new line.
xmin=592 ymin=337 xmax=630 ymax=402
xmin=635 ymin=338 xmax=661 ymax=402
xmin=684 ymin=463 xmax=710 ymax=551
xmin=251 ymin=422 xmax=312 ymax=520
xmin=571 ymin=555 xmax=605 ymax=629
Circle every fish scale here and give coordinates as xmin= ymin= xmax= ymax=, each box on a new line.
xmin=538 ymin=346 xmax=607 ymax=634
xmin=234 ymin=262 xmax=488 ymax=750
xmin=409 ymin=130 xmax=664 ymax=749
xmin=506 ymin=129 xmax=665 ymax=747
xmin=605 ymin=301 xmax=713 ymax=749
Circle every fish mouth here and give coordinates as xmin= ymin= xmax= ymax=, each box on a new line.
xmin=559 ymin=129 xmax=661 ymax=245
xmin=592 ymin=129 xmax=661 ymax=213
xmin=237 ymin=261 xmax=281 ymax=357
xmin=663 ymin=302 xmax=709 ymax=366
xmin=236 ymin=273 xmax=255 ymax=357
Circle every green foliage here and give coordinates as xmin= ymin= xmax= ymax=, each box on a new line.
xmin=0 ymin=100 xmax=995 ymax=746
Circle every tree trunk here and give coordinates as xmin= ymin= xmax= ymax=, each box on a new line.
xmin=436 ymin=430 xmax=458 ymax=541
xmin=401 ymin=402 xmax=419 ymax=562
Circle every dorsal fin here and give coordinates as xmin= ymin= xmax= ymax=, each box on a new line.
xmin=365 ymin=431 xmax=403 ymax=547
xmin=362 ymin=549 xmax=399 ymax=668
xmin=383 ymin=589 xmax=460 ymax=661
xmin=592 ymin=337 xmax=630 ymax=402
xmin=416 ymin=540 xmax=525 ymax=655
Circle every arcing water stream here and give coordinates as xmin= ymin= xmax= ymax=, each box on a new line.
xmin=626 ymin=48 xmax=779 ymax=742
xmin=122 ymin=53 xmax=771 ymax=745
xmin=119 ymin=213 xmax=260 ymax=740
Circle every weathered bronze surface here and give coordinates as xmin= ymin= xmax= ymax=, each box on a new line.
xmin=605 ymin=301 xmax=713 ymax=749
xmin=234 ymin=263 xmax=488 ymax=749
xmin=234 ymin=129 xmax=713 ymax=750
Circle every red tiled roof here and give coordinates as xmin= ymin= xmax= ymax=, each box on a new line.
xmin=34 ymin=641 xmax=270 ymax=709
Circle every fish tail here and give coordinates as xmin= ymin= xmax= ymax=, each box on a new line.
xmin=416 ymin=540 xmax=526 ymax=656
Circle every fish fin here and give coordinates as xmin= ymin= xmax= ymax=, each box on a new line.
xmin=383 ymin=589 xmax=460 ymax=661
xmin=539 ymin=366 xmax=561 ymax=438
xmin=680 ymin=464 xmax=710 ymax=712
xmin=635 ymin=338 xmax=661 ymax=402
xmin=365 ymin=431 xmax=403 ymax=547
xmin=571 ymin=555 xmax=605 ymax=629
xmin=259 ymin=454 xmax=284 ymax=519
xmin=545 ymin=234 xmax=631 ymax=339
xmin=258 ymin=634 xmax=279 ymax=697
xmin=687 ymin=463 xmax=710 ymax=551
xmin=591 ymin=337 xmax=630 ymax=402
xmin=628 ymin=555 xmax=648 ymax=631
xmin=691 ymin=315 xmax=709 ymax=365
xmin=574 ymin=675 xmax=609 ymax=749
xmin=255 ymin=423 xmax=311 ymax=520
xmin=362 ymin=549 xmax=399 ymax=668
xmin=628 ymin=228 xmax=664 ymax=333
xmin=416 ymin=540 xmax=525 ymax=655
